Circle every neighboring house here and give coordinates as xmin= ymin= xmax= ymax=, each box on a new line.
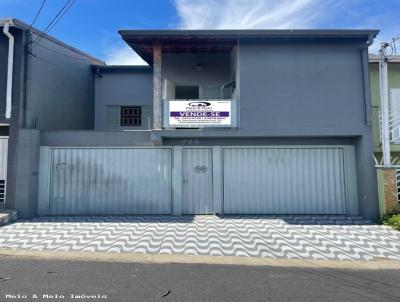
xmin=37 ymin=29 xmax=379 ymax=219
xmin=369 ymin=54 xmax=400 ymax=208
xmin=0 ymin=18 xmax=103 ymax=217
xmin=369 ymin=54 xmax=400 ymax=156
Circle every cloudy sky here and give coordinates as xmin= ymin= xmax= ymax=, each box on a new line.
xmin=1 ymin=0 xmax=399 ymax=64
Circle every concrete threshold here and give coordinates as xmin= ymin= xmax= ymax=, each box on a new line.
xmin=0 ymin=209 xmax=17 ymax=226
xmin=0 ymin=248 xmax=399 ymax=270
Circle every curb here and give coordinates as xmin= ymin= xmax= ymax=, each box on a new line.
xmin=0 ymin=248 xmax=399 ymax=270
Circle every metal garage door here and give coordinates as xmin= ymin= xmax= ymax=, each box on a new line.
xmin=47 ymin=148 xmax=172 ymax=215
xmin=223 ymin=147 xmax=348 ymax=214
xmin=182 ymin=148 xmax=213 ymax=214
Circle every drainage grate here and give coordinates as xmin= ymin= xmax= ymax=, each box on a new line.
xmin=0 ymin=180 xmax=5 ymax=203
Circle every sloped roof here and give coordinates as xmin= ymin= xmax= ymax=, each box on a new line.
xmin=0 ymin=17 xmax=104 ymax=64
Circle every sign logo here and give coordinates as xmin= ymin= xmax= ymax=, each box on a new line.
xmin=188 ymin=101 xmax=212 ymax=108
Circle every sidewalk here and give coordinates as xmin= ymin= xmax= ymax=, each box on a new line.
xmin=0 ymin=215 xmax=399 ymax=261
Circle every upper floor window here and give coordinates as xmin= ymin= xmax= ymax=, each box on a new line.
xmin=120 ymin=106 xmax=142 ymax=126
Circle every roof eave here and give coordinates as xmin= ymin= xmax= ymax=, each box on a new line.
xmin=118 ymin=29 xmax=379 ymax=38
xmin=0 ymin=17 xmax=105 ymax=64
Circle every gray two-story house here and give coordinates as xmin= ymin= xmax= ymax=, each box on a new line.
xmin=35 ymin=29 xmax=379 ymax=219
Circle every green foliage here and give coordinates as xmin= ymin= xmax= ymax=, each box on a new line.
xmin=380 ymin=213 xmax=400 ymax=231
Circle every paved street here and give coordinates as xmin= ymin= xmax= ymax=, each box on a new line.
xmin=0 ymin=215 xmax=399 ymax=261
xmin=0 ymin=256 xmax=400 ymax=302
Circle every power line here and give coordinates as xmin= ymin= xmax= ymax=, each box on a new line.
xmin=42 ymin=0 xmax=75 ymax=34
xmin=28 ymin=0 xmax=47 ymax=31
xmin=31 ymin=0 xmax=76 ymax=50
xmin=46 ymin=0 xmax=75 ymax=34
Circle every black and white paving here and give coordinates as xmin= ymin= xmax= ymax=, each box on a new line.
xmin=0 ymin=215 xmax=399 ymax=261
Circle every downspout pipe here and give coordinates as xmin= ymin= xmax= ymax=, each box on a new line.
xmin=2 ymin=20 xmax=14 ymax=119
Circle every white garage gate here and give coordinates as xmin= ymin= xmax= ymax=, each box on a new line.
xmin=39 ymin=148 xmax=172 ymax=215
xmin=223 ymin=147 xmax=355 ymax=215
xmin=38 ymin=145 xmax=358 ymax=216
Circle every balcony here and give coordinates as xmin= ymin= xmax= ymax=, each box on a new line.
xmin=379 ymin=111 xmax=400 ymax=143
xmin=162 ymin=99 xmax=237 ymax=129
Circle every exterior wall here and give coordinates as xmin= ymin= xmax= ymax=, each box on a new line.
xmin=229 ymin=47 xmax=238 ymax=80
xmin=238 ymin=40 xmax=369 ymax=134
xmin=9 ymin=129 xmax=40 ymax=218
xmin=162 ymin=53 xmax=232 ymax=86
xmin=163 ymin=137 xmax=355 ymax=146
xmin=0 ymin=23 xmax=103 ymax=218
xmin=94 ymin=68 xmax=153 ymax=130
xmin=36 ymin=35 xmax=378 ymax=218
xmin=376 ymin=168 xmax=399 ymax=215
xmin=41 ymin=130 xmax=153 ymax=146
xmin=41 ymin=133 xmax=355 ymax=147
xmin=370 ymin=63 xmax=400 ymax=152
xmin=151 ymin=39 xmax=378 ymax=218
xmin=0 ymin=28 xmax=28 ymax=216
xmin=237 ymin=39 xmax=377 ymax=218
xmin=25 ymin=32 xmax=101 ymax=131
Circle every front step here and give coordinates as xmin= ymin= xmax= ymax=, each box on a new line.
xmin=0 ymin=209 xmax=17 ymax=226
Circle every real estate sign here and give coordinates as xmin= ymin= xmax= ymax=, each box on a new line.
xmin=169 ymin=100 xmax=231 ymax=127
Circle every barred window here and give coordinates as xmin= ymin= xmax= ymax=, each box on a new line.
xmin=120 ymin=106 xmax=142 ymax=126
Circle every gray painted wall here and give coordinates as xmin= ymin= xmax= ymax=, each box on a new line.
xmin=238 ymin=40 xmax=369 ymax=134
xmin=0 ymin=28 xmax=28 ymax=217
xmin=41 ymin=130 xmax=153 ymax=146
xmin=229 ymin=47 xmax=238 ymax=81
xmin=94 ymin=69 xmax=153 ymax=130
xmin=0 ymin=24 xmax=102 ymax=218
xmin=26 ymin=32 xmax=101 ymax=131
xmin=162 ymin=53 xmax=232 ymax=86
xmin=88 ymin=38 xmax=378 ymax=218
xmin=236 ymin=39 xmax=377 ymax=218
xmin=10 ymin=129 xmax=40 ymax=218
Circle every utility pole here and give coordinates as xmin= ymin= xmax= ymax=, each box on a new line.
xmin=379 ymin=42 xmax=391 ymax=167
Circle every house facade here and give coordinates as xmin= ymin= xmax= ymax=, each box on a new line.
xmin=0 ymin=22 xmax=380 ymax=218
xmin=370 ymin=54 xmax=400 ymax=156
xmin=0 ymin=18 xmax=103 ymax=217
xmin=369 ymin=54 xmax=400 ymax=210
xmin=37 ymin=29 xmax=379 ymax=218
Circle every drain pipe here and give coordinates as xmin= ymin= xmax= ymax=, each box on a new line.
xmin=2 ymin=19 xmax=14 ymax=119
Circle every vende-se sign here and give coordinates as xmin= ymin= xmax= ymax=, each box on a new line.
xmin=169 ymin=100 xmax=231 ymax=127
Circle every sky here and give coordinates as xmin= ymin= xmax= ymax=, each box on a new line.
xmin=0 ymin=0 xmax=399 ymax=65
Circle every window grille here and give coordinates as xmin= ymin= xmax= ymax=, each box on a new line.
xmin=120 ymin=106 xmax=142 ymax=126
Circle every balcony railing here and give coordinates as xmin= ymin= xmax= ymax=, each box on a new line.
xmin=162 ymin=99 xmax=237 ymax=129
xmin=379 ymin=110 xmax=400 ymax=143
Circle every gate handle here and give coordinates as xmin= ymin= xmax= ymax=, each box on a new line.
xmin=194 ymin=165 xmax=207 ymax=172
